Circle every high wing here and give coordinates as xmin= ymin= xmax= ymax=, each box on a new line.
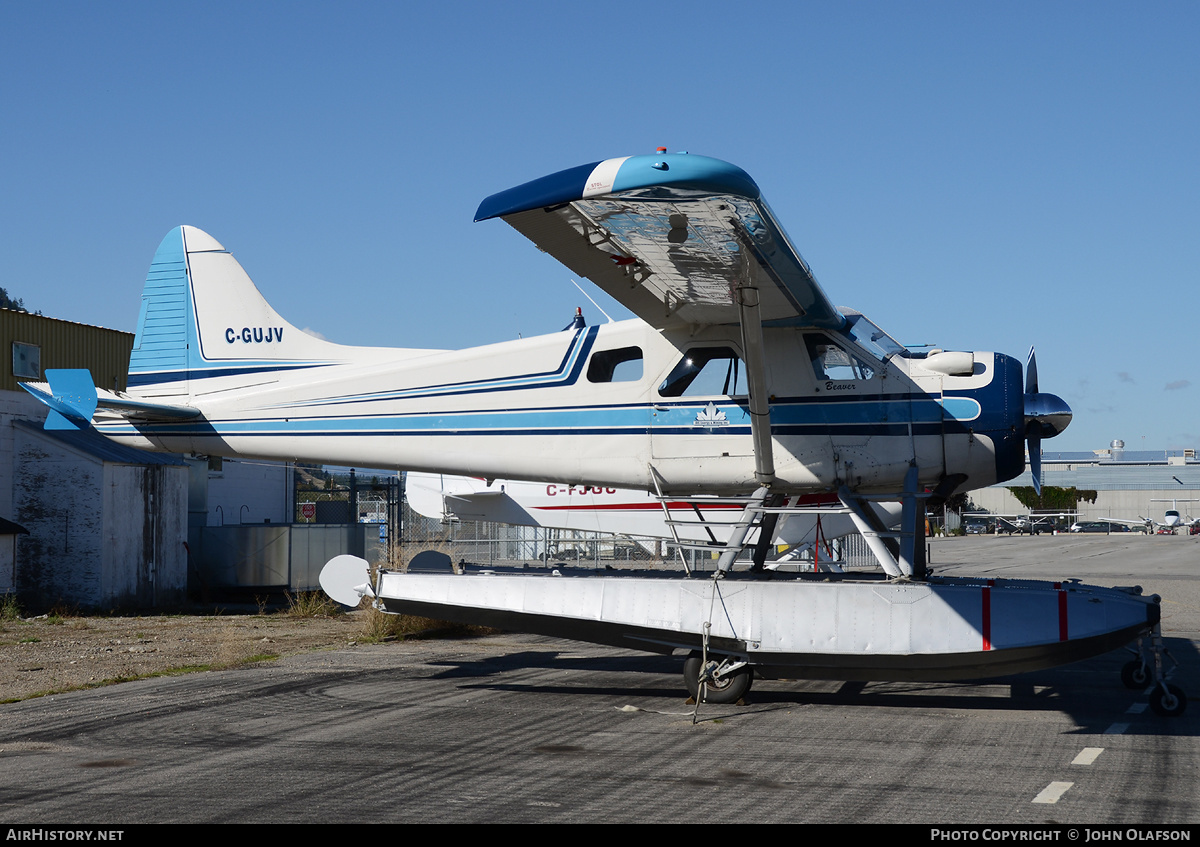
xmin=475 ymin=152 xmax=845 ymax=332
xmin=477 ymin=151 xmax=849 ymax=488
xmin=1095 ymin=516 xmax=1154 ymax=531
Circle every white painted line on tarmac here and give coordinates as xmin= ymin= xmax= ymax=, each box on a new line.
xmin=1104 ymin=722 xmax=1130 ymax=734
xmin=1032 ymin=781 xmax=1074 ymax=804
xmin=1072 ymin=747 xmax=1103 ymax=765
xmin=1126 ymin=702 xmax=1147 ymax=714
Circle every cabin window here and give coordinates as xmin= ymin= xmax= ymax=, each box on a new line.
xmin=805 ymin=334 xmax=874 ymax=381
xmin=587 ymin=347 xmax=643 ymax=383
xmin=659 ymin=347 xmax=745 ymax=397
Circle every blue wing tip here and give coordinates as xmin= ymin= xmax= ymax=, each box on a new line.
xmin=475 ymin=161 xmax=603 ymax=222
xmin=475 ymin=153 xmax=760 ymax=222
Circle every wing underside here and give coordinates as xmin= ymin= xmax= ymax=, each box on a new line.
xmin=477 ymin=154 xmax=844 ymax=331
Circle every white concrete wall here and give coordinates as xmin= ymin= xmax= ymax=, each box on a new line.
xmin=103 ymin=464 xmax=188 ymax=606
xmin=0 ymin=391 xmax=51 ymax=590
xmin=0 ymin=390 xmax=48 ymax=520
xmin=12 ymin=426 xmax=188 ymax=609
xmin=0 ymin=537 xmax=15 ymax=593
xmin=205 ymin=459 xmax=292 ymax=526
xmin=13 ymin=425 xmax=105 ymax=607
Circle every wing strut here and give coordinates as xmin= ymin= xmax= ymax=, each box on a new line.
xmin=839 ymin=466 xmax=927 ymax=578
xmin=715 ymin=486 xmax=770 ymax=574
xmin=840 ymin=488 xmax=905 ymax=577
xmin=735 ymin=269 xmax=776 ymax=487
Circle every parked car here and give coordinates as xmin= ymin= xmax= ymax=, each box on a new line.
xmin=1070 ymin=521 xmax=1131 ymax=533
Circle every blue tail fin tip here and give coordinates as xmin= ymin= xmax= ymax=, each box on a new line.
xmin=26 ymin=369 xmax=99 ymax=430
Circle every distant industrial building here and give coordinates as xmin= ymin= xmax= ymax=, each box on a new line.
xmin=0 ymin=308 xmax=379 ymax=609
xmin=0 ymin=309 xmax=190 ymax=608
xmin=970 ymin=440 xmax=1200 ymax=525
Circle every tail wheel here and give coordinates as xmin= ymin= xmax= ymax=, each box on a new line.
xmin=683 ymin=652 xmax=751 ymax=704
xmin=1150 ymin=683 xmax=1187 ymax=717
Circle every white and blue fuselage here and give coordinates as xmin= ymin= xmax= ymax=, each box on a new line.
xmin=90 ymin=223 xmax=1023 ymax=497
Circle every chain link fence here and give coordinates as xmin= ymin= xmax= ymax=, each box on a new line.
xmin=397 ymin=496 xmax=881 ymax=573
xmin=295 ymin=471 xmax=891 ymax=574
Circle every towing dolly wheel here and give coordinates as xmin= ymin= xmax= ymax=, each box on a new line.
xmin=683 ymin=652 xmax=751 ymax=704
xmin=1150 ymin=683 xmax=1187 ymax=717
xmin=1121 ymin=659 xmax=1150 ymax=689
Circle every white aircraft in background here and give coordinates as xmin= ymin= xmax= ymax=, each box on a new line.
xmin=1099 ymin=499 xmax=1200 ymax=535
xmin=405 ymin=471 xmax=903 ymax=570
xmin=965 ymin=511 xmax=1075 ymax=535
xmin=1151 ymin=500 xmax=1200 ymax=533
xmin=21 ymin=150 xmax=1181 ymax=714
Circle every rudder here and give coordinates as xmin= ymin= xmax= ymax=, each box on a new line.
xmin=128 ymin=226 xmax=344 ymax=397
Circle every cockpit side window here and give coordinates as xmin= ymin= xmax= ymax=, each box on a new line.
xmin=658 ymin=347 xmax=746 ymax=397
xmin=587 ymin=347 xmax=644 ymax=383
xmin=843 ymin=314 xmax=908 ymax=361
xmin=805 ymin=334 xmax=875 ymax=381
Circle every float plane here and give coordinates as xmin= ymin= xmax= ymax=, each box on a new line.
xmin=406 ymin=471 xmax=903 ymax=569
xmin=21 ymin=150 xmax=1183 ymax=713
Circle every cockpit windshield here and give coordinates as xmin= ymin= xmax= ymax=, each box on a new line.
xmin=842 ymin=314 xmax=908 ymax=362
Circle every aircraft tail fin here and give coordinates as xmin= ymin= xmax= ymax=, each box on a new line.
xmin=129 ymin=226 xmax=347 ymax=397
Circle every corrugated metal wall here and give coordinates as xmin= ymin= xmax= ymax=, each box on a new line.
xmin=0 ymin=308 xmax=133 ymax=392
xmin=1005 ymin=461 xmax=1200 ymax=491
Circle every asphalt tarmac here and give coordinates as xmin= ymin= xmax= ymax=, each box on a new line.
xmin=2 ymin=535 xmax=1197 ymax=824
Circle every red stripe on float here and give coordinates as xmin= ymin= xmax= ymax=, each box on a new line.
xmin=1058 ymin=588 xmax=1068 ymax=641
xmin=982 ymin=587 xmax=992 ymax=651
xmin=534 ymin=502 xmax=743 ymax=512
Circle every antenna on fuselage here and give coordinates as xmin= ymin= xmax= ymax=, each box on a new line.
xmin=562 ymin=307 xmax=586 ymax=331
xmin=570 ymin=279 xmax=615 ymax=324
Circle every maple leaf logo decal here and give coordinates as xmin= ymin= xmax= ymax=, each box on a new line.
xmin=693 ymin=402 xmax=730 ymax=427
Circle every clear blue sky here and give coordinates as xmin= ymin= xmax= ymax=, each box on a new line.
xmin=2 ymin=1 xmax=1196 ymax=453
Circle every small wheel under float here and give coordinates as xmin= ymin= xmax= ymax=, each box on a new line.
xmin=683 ymin=651 xmax=752 ymax=704
xmin=1150 ymin=683 xmax=1187 ymax=717
xmin=1121 ymin=659 xmax=1150 ymax=689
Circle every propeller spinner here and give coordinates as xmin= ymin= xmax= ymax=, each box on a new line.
xmin=1023 ymin=347 xmax=1073 ymax=495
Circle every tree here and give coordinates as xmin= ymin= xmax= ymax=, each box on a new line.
xmin=0 ymin=287 xmax=38 ymax=314
xmin=1008 ymin=486 xmax=1097 ymax=511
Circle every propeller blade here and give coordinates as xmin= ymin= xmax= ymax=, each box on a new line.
xmin=1023 ymin=348 xmax=1071 ymax=496
xmin=1029 ymin=433 xmax=1042 ymax=496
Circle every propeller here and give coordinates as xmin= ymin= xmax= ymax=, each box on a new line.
xmin=1023 ymin=347 xmax=1073 ymax=495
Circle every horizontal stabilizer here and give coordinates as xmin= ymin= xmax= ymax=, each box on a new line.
xmin=21 ymin=369 xmax=201 ymax=431
xmin=21 ymin=370 xmax=98 ymax=430
xmin=442 ymin=490 xmax=529 ymax=523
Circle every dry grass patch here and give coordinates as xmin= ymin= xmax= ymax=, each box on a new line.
xmin=284 ymin=590 xmax=344 ymax=618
